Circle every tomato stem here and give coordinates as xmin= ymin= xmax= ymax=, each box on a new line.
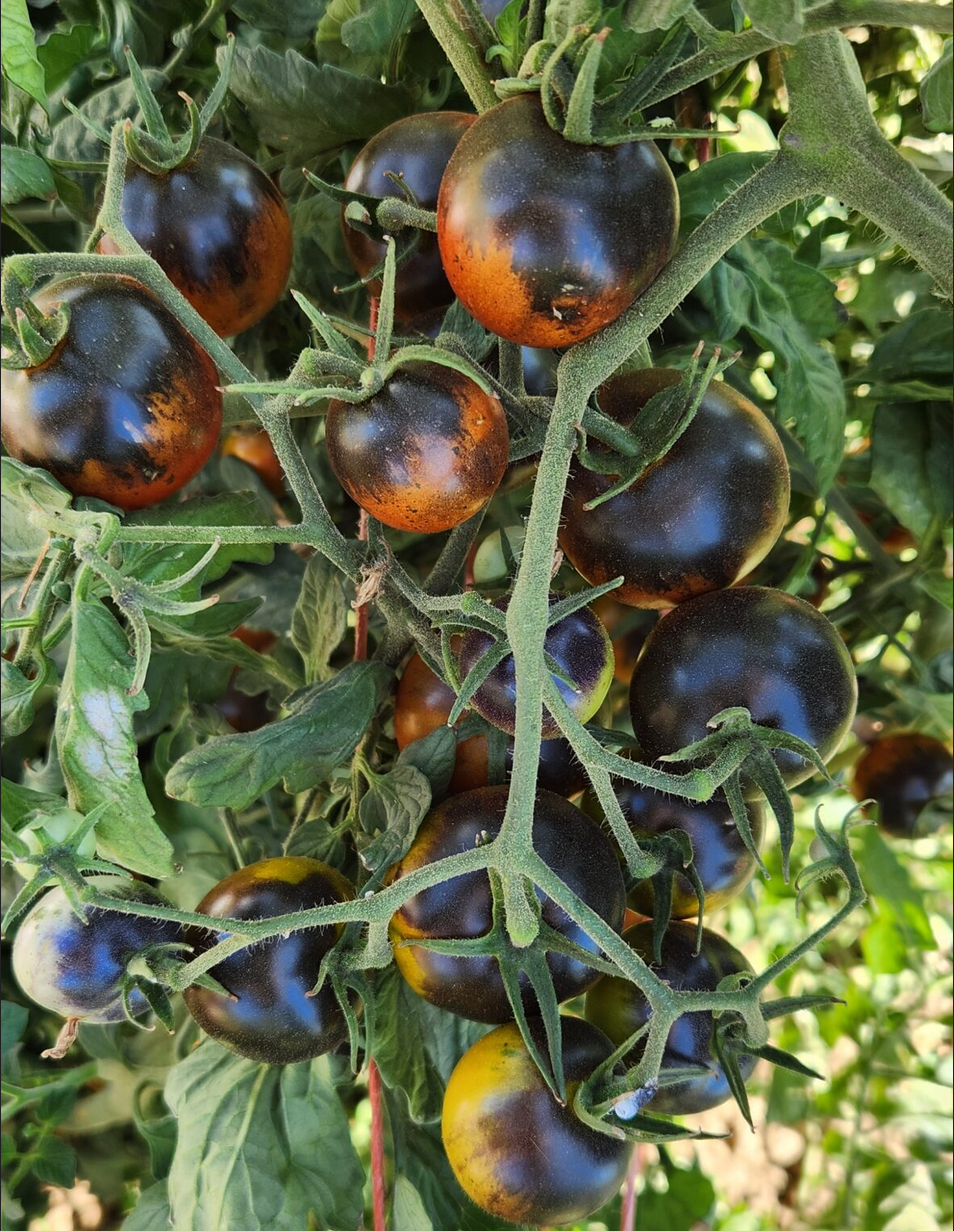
xmin=368 ymin=1058 xmax=388 ymax=1231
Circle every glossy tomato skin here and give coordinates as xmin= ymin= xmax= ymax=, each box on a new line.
xmin=389 ymin=786 xmax=625 ymax=1022
xmin=630 ymin=587 xmax=857 ymax=789
xmin=0 ymin=277 xmax=222 ymax=511
xmin=437 ymin=95 xmax=678 ymax=347
xmin=394 ymin=651 xmax=587 ymax=796
xmin=325 ymin=362 xmax=509 ymax=533
xmin=183 ymin=857 xmax=353 ymax=1064
xmin=852 ymin=733 xmax=953 ymax=836
xmin=12 ymin=878 xmax=181 ymax=1023
xmin=611 ymin=781 xmax=764 ymax=917
xmin=442 ymin=1017 xmax=633 ymax=1224
xmin=458 ymin=595 xmax=614 ymax=739
xmin=342 ymin=112 xmax=475 ymax=321
xmin=100 ymin=138 xmax=292 ymax=336
xmin=561 ymin=371 xmax=790 ymax=608
xmin=585 ymin=921 xmax=757 ymax=1115
xmin=221 ymin=428 xmax=285 ymax=498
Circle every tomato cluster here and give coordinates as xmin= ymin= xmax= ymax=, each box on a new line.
xmin=6 ymin=80 xmax=878 ymax=1231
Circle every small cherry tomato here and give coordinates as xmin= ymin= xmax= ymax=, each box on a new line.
xmin=458 ymin=595 xmax=613 ymax=738
xmin=325 ymin=362 xmax=509 ymax=533
xmin=182 ymin=856 xmax=354 ymax=1064
xmin=852 ymin=733 xmax=953 ymax=836
xmin=442 ymin=1017 xmax=633 ymax=1225
xmin=388 ymin=786 xmax=625 ymax=1022
xmin=394 ymin=651 xmax=587 ymax=796
xmin=560 ymin=370 xmax=791 ymax=609
xmin=585 ymin=920 xmax=757 ymax=1115
xmin=0 ymin=277 xmax=222 ymax=511
xmin=437 ymin=94 xmax=678 ymax=347
xmin=592 ymin=780 xmax=764 ymax=918
xmin=215 ymin=672 xmax=273 ymax=733
xmin=342 ymin=112 xmax=475 ymax=321
xmin=12 ymin=877 xmax=180 ymax=1023
xmin=630 ymin=587 xmax=857 ymax=789
xmin=221 ymin=428 xmax=285 ymax=498
xmin=100 ymin=137 xmax=293 ymax=336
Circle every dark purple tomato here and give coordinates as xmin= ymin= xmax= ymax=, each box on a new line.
xmin=182 ymin=857 xmax=354 ymax=1064
xmin=560 ymin=370 xmax=791 ymax=608
xmin=442 ymin=1017 xmax=633 ymax=1224
xmin=458 ymin=595 xmax=614 ymax=739
xmin=325 ymin=362 xmax=509 ymax=533
xmin=394 ymin=651 xmax=587 ymax=796
xmin=12 ymin=877 xmax=180 ymax=1023
xmin=100 ymin=137 xmax=293 ymax=336
xmin=215 ymin=671 xmax=273 ymax=733
xmin=603 ymin=780 xmax=764 ymax=917
xmin=852 ymin=733 xmax=953 ymax=836
xmin=437 ymin=95 xmax=678 ymax=347
xmin=629 ymin=587 xmax=857 ymax=789
xmin=0 ymin=277 xmax=222 ymax=511
xmin=388 ymin=786 xmax=626 ymax=1022
xmin=585 ymin=921 xmax=757 ymax=1115
xmin=341 ymin=112 xmax=475 ymax=321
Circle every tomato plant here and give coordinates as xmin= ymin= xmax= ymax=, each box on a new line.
xmin=1 ymin=3 xmax=951 ymax=1231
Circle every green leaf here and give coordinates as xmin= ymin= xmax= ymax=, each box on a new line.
xmin=397 ymin=726 xmax=456 ymax=798
xmin=0 ymin=1002 xmax=28 ymax=1053
xmin=857 ymin=826 xmax=936 ymax=975
xmin=49 ymin=68 xmax=167 ymax=165
xmin=866 ymin=308 xmax=953 ymax=383
xmin=693 ymin=236 xmax=847 ymax=492
xmin=636 ymin=1158 xmax=716 ymax=1231
xmin=36 ymin=24 xmax=100 ymax=95
xmin=233 ymin=0 xmax=323 ymax=38
xmin=1 ymin=0 xmax=49 ymax=113
xmin=56 ymin=598 xmax=174 ymax=877
xmin=124 ymin=1182 xmax=173 ymax=1231
xmin=1 ymin=658 xmax=43 ymax=740
xmin=920 ymin=39 xmax=953 ymax=134
xmin=0 ymin=146 xmax=54 ymax=206
xmin=870 ymin=404 xmax=953 ymax=540
xmin=340 ymin=0 xmax=419 ymax=57
xmin=740 ymin=0 xmax=802 ymax=43
xmin=32 ymin=1134 xmax=76 ymax=1188
xmin=358 ymin=764 xmax=432 ymax=871
xmin=373 ymin=966 xmax=485 ymax=1123
xmin=1 ymin=779 xmax=69 ymax=831
xmin=621 ymin=0 xmax=692 ymax=32
xmin=291 ymin=553 xmax=347 ymax=684
xmin=225 ymin=42 xmax=415 ymax=164
xmin=166 ymin=661 xmax=391 ymax=808
xmin=392 ymin=1175 xmax=435 ymax=1231
xmin=165 ymin=1047 xmax=364 ymax=1231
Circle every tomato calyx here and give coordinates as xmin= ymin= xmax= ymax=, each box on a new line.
xmin=659 ymin=706 xmax=832 ymax=882
xmin=305 ymin=166 xmax=434 ymax=294
xmin=575 ymin=345 xmax=739 ymax=509
xmin=118 ymin=41 xmax=236 ymax=176
xmin=492 ymin=20 xmax=721 ymax=146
